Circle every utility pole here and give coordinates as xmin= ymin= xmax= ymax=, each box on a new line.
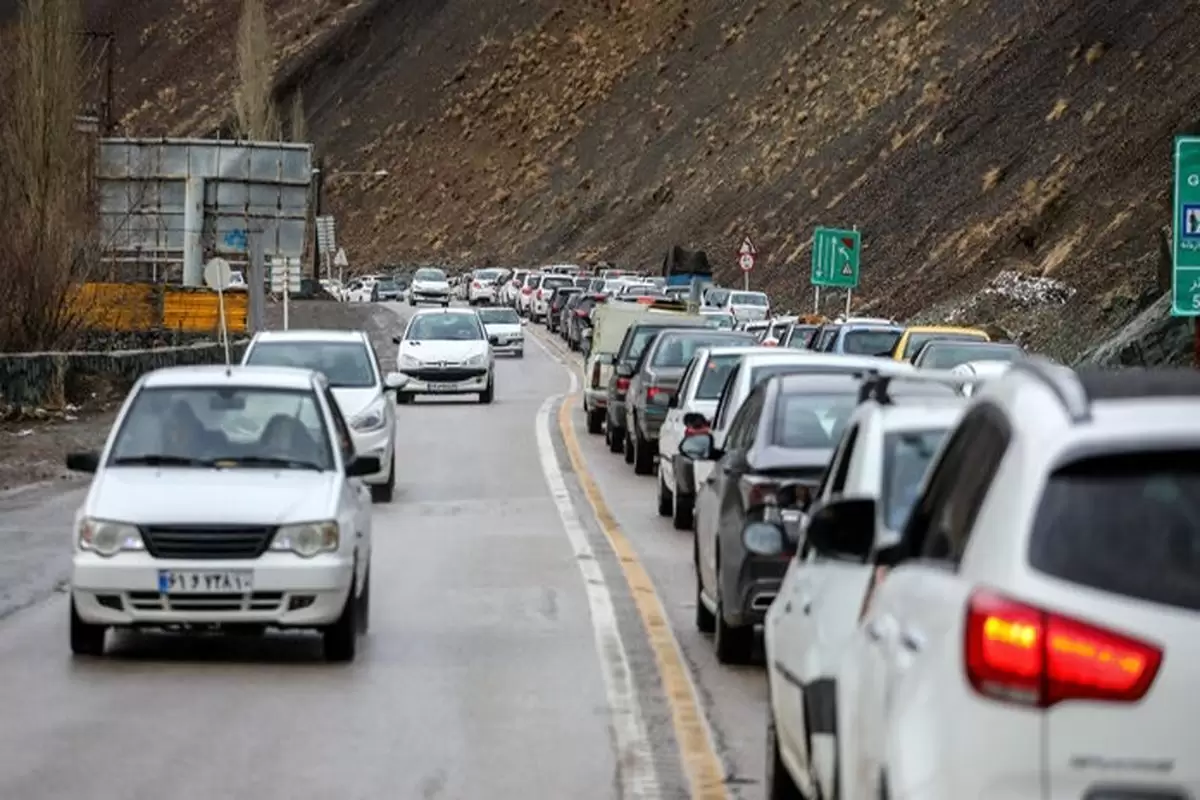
xmin=311 ymin=156 xmax=325 ymax=280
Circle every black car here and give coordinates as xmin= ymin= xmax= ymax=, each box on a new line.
xmin=909 ymin=338 xmax=1025 ymax=369
xmin=681 ymin=372 xmax=862 ymax=664
xmin=547 ymin=286 xmax=582 ymax=333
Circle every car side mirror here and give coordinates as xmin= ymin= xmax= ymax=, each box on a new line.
xmin=392 ymin=335 xmax=403 ymax=344
xmin=384 ymin=372 xmax=409 ymax=391
xmin=521 ymin=319 xmax=528 ymax=326
xmin=679 ymin=432 xmax=713 ymax=460
xmin=805 ymin=496 xmax=877 ymax=561
xmin=681 ymin=411 xmax=708 ymax=429
xmin=346 ymin=455 xmax=382 ymax=477
xmin=743 ymin=522 xmax=786 ymax=557
xmin=65 ymin=451 xmax=100 ymax=473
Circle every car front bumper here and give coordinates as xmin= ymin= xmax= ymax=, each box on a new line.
xmin=399 ymin=367 xmax=490 ymax=395
xmin=490 ymin=335 xmax=524 ymax=354
xmin=350 ymin=425 xmax=393 ymax=484
xmin=72 ymin=552 xmax=354 ymax=628
xmin=412 ymin=291 xmax=450 ymax=304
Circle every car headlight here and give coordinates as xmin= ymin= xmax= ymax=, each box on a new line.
xmin=350 ymin=396 xmax=389 ymax=432
xmin=399 ymin=353 xmax=421 ymax=368
xmin=270 ymin=521 xmax=339 ymax=558
xmin=78 ymin=518 xmax=145 ymax=557
xmin=465 ymin=352 xmax=486 ymax=366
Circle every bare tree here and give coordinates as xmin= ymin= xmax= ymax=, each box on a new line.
xmin=0 ymin=0 xmax=98 ymax=353
xmin=234 ymin=0 xmax=279 ymax=140
xmin=290 ymin=89 xmax=308 ymax=142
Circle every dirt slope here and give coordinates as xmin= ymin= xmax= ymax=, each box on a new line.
xmin=83 ymin=0 xmax=1200 ymax=360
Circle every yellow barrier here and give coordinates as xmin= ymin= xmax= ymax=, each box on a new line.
xmin=69 ymin=282 xmax=248 ymax=335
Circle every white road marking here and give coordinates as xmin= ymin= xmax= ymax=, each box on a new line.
xmin=535 ymin=363 xmax=661 ymax=798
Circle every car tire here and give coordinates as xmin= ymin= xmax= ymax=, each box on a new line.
xmin=694 ymin=541 xmax=716 ymax=634
xmin=714 ymin=575 xmax=755 ymax=665
xmin=370 ymin=455 xmax=395 ymax=503
xmin=70 ymin=596 xmax=106 ymax=657
xmin=323 ymin=580 xmax=360 ymax=663
xmin=633 ymin=428 xmax=655 ymax=475
xmin=357 ymin=567 xmax=371 ymax=635
xmin=442 ymin=301 xmax=450 ymax=308
xmin=608 ymin=424 xmax=625 ymax=454
xmin=657 ymin=471 xmax=673 ymax=516
xmin=479 ymin=377 xmax=495 ymax=404
xmin=672 ymin=490 xmax=694 ymax=530
xmin=767 ymin=708 xmax=807 ymax=800
xmin=586 ymin=408 xmax=604 ymax=435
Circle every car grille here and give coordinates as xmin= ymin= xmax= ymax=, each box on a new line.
xmin=404 ymin=367 xmax=488 ymax=382
xmin=126 ymin=591 xmax=285 ymax=613
xmin=140 ymin=525 xmax=276 ymax=560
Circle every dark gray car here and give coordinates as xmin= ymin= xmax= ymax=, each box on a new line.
xmin=910 ymin=339 xmax=1025 ymax=369
xmin=623 ymin=329 xmax=757 ymax=474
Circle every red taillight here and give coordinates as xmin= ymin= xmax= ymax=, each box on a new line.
xmin=616 ymin=376 xmax=631 ymax=393
xmin=646 ymin=386 xmax=673 ymax=406
xmin=537 ymin=289 xmax=544 ymax=300
xmin=964 ymin=590 xmax=1162 ymax=709
xmin=684 ymin=423 xmax=710 ymax=436
xmin=522 ymin=286 xmax=532 ymax=295
xmin=738 ymin=474 xmax=781 ymax=508
xmin=574 ymin=308 xmax=588 ymax=317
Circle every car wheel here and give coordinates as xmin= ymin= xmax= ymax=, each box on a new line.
xmin=714 ymin=566 xmax=755 ymax=665
xmin=479 ymin=377 xmax=495 ymax=404
xmin=323 ymin=579 xmax=360 ymax=663
xmin=623 ymin=430 xmax=635 ymax=465
xmin=408 ymin=298 xmax=415 ymax=307
xmin=370 ymin=454 xmax=395 ymax=503
xmin=70 ymin=596 xmax=107 ymax=657
xmin=608 ymin=424 xmax=625 ymax=454
xmin=672 ymin=487 xmax=694 ymax=530
xmin=586 ymin=408 xmax=604 ymax=435
xmin=442 ymin=301 xmax=450 ymax=308
xmin=694 ymin=541 xmax=716 ymax=634
xmin=633 ymin=428 xmax=655 ymax=475
xmin=657 ymin=471 xmax=673 ymax=516
xmin=356 ymin=566 xmax=371 ymax=635
xmin=767 ymin=708 xmax=807 ymax=800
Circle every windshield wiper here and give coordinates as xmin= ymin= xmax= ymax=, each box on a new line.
xmin=110 ymin=454 xmax=211 ymax=467
xmin=212 ymin=455 xmax=324 ymax=471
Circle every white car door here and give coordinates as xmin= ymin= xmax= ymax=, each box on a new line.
xmin=659 ymin=356 xmax=701 ymax=489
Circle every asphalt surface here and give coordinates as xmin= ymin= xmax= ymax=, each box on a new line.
xmin=0 ymin=302 xmax=767 ymax=800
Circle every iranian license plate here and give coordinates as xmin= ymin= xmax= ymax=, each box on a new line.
xmin=428 ymin=382 xmax=459 ymax=391
xmin=158 ymin=570 xmax=253 ymax=594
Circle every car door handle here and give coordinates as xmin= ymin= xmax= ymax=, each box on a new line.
xmin=900 ymin=628 xmax=925 ymax=653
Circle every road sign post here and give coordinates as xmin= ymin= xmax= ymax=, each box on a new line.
xmin=738 ymin=236 xmax=757 ymax=291
xmin=270 ymin=257 xmax=303 ymax=330
xmin=810 ymin=226 xmax=860 ymax=316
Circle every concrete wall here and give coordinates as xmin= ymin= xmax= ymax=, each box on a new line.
xmin=0 ymin=341 xmax=248 ymax=410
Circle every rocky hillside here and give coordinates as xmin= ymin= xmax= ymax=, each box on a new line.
xmin=77 ymin=0 xmax=1200 ymax=360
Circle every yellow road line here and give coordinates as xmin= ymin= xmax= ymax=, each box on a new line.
xmin=557 ymin=395 xmax=730 ymax=800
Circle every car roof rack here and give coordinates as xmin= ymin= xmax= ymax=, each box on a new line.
xmin=1006 ymin=357 xmax=1091 ymax=423
xmin=855 ymin=369 xmax=978 ymax=405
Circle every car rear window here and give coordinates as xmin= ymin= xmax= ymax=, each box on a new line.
xmin=731 ymin=292 xmax=769 ymax=306
xmin=1028 ymin=450 xmax=1200 ymax=612
xmin=901 ymin=331 xmax=987 ymax=359
xmin=695 ymin=354 xmax=742 ymax=399
xmin=651 ymin=332 xmax=755 ymax=367
xmin=771 ymin=392 xmax=857 ymax=449
xmin=882 ymin=429 xmax=949 ymax=532
xmin=526 ymin=274 xmax=542 ymax=287
xmin=921 ymin=343 xmax=1023 ymax=369
xmin=842 ymin=328 xmax=901 ymax=356
xmin=542 ymin=276 xmax=573 ymax=290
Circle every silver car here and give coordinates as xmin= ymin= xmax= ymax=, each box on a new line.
xmin=65 ymin=365 xmax=379 ymax=662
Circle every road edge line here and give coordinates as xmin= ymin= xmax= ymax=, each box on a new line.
xmin=534 ymin=383 xmax=662 ymax=799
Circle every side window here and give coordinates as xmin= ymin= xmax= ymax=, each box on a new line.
xmin=713 ymin=367 xmax=741 ymax=431
xmin=677 ymin=357 xmax=699 ymax=401
xmin=828 ymin=424 xmax=861 ymax=495
xmin=323 ymin=386 xmax=355 ymax=462
xmin=615 ymin=328 xmax=635 ymax=361
xmin=727 ymin=387 xmax=765 ymax=451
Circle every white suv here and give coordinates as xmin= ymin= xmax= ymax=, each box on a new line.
xmin=762 ymin=371 xmax=975 ymax=800
xmin=836 ymin=359 xmax=1200 ymax=800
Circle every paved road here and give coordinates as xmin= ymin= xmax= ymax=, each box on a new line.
xmin=0 ymin=303 xmax=767 ymax=800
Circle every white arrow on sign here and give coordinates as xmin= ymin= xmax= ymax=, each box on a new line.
xmin=333 ymin=247 xmax=349 ymax=267
xmin=739 ymin=237 xmax=757 ymax=256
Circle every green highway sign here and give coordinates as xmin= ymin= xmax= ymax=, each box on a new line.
xmin=810 ymin=227 xmax=860 ymax=288
xmin=1172 ymin=136 xmax=1200 ymax=316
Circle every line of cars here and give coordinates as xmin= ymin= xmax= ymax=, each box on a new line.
xmin=576 ymin=302 xmax=1200 ymax=799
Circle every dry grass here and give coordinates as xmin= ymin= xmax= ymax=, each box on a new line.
xmin=0 ymin=0 xmax=101 ymax=353
xmin=233 ymin=0 xmax=279 ymax=140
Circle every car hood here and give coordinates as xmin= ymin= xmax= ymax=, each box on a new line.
xmin=483 ymin=322 xmax=522 ymax=337
xmin=86 ymin=468 xmax=339 ymax=525
xmin=330 ymin=386 xmax=382 ymax=419
xmin=412 ymin=279 xmax=449 ymax=291
xmin=400 ymin=339 xmax=488 ymax=363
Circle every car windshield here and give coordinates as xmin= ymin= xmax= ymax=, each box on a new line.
xmin=414 ymin=268 xmax=446 ymax=281
xmin=474 ymin=269 xmax=502 ymax=281
xmin=243 ymin=341 xmax=376 ymax=388
xmin=902 ymin=331 xmax=987 ymax=358
xmin=921 ymin=342 xmax=1023 ymax=369
xmin=108 ymin=386 xmax=334 ymax=471
xmin=406 ymin=313 xmax=483 ymax=341
xmin=376 ymin=279 xmax=397 ymax=291
xmin=695 ymin=353 xmax=742 ymax=399
xmin=882 ymin=428 xmax=949 ymax=531
xmin=651 ymin=332 xmax=755 ymax=367
xmin=625 ymin=325 xmax=687 ymax=364
xmin=477 ymin=307 xmax=520 ymax=324
xmin=731 ymin=292 xmax=769 ymax=306
xmin=772 ymin=392 xmax=858 ymax=449
xmin=843 ymin=328 xmax=902 ymax=356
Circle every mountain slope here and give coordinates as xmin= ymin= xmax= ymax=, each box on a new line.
xmin=86 ymin=0 xmax=1200 ymax=360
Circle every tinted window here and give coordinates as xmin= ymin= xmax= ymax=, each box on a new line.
xmin=1028 ymin=450 xmax=1200 ymax=612
xmin=731 ymin=292 xmax=769 ymax=306
xmin=413 ymin=268 xmax=446 ymax=281
xmin=542 ymin=276 xmax=573 ymax=290
xmin=406 ymin=314 xmax=483 ymax=341
xmin=623 ymin=325 xmax=691 ymax=364
xmin=651 ymin=332 xmax=755 ymax=367
xmin=749 ymin=363 xmax=855 ymax=388
xmin=695 ymin=354 xmax=742 ymax=399
xmin=842 ymin=328 xmax=902 ymax=356
xmin=526 ymin=274 xmax=543 ymax=288
xmin=921 ymin=343 xmax=1023 ymax=369
xmin=477 ymin=307 xmax=520 ymax=324
xmin=376 ymin=279 xmax=397 ymax=291
xmin=902 ymin=331 xmax=987 ymax=359
xmin=703 ymin=313 xmax=735 ymax=330
xmin=244 ymin=341 xmax=376 ymax=388
xmin=771 ymin=392 xmax=858 ymax=448
xmin=882 ymin=429 xmax=950 ymax=531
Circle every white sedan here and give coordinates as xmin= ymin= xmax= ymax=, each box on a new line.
xmin=394 ymin=307 xmax=497 ymax=403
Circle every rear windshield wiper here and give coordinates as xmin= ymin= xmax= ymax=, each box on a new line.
xmin=211 ymin=455 xmax=325 ymax=471
xmin=110 ymin=454 xmax=212 ymax=467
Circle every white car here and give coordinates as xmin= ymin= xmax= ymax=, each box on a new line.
xmin=763 ymin=371 xmax=973 ymax=800
xmin=65 ymin=365 xmax=377 ymax=662
xmin=722 ymin=290 xmax=772 ymax=323
xmin=500 ymin=270 xmax=529 ymax=306
xmin=408 ymin=266 xmax=452 ymax=307
xmin=658 ymin=345 xmax=767 ymax=529
xmin=837 ymin=359 xmax=1200 ymax=800
xmin=476 ymin=305 xmax=525 ymax=357
xmin=467 ymin=268 xmax=504 ymax=305
xmin=530 ymin=274 xmax=576 ymax=321
xmin=240 ymin=329 xmax=405 ymax=502
xmin=344 ymin=277 xmax=377 ymax=303
xmin=394 ymin=307 xmax=496 ymax=403
xmin=517 ymin=272 xmax=542 ymax=317
xmin=950 ymin=358 xmax=1014 ymax=396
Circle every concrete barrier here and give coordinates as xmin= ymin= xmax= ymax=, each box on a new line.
xmin=0 ymin=340 xmax=248 ymax=410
